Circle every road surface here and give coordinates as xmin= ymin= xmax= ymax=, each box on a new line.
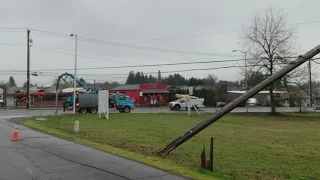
xmin=0 ymin=112 xmax=187 ymax=180
xmin=1 ymin=106 xmax=315 ymax=116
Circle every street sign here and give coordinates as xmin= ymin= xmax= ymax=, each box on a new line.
xmin=37 ymin=89 xmax=46 ymax=98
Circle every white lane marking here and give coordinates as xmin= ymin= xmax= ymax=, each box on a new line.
xmin=26 ymin=168 xmax=33 ymax=174
xmin=7 ymin=151 xmax=12 ymax=155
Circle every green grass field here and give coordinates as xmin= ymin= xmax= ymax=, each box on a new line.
xmin=21 ymin=113 xmax=320 ymax=180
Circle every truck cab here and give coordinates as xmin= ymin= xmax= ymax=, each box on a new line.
xmin=110 ymin=93 xmax=135 ymax=113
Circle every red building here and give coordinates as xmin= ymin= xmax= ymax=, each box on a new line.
xmin=14 ymin=92 xmax=72 ymax=108
xmin=109 ymin=82 xmax=169 ymax=106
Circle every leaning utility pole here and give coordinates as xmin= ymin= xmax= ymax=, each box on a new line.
xmin=158 ymin=44 xmax=320 ymax=155
xmin=26 ymin=29 xmax=30 ymax=109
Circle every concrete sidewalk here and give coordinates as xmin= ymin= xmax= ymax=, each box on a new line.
xmin=0 ymin=117 xmax=188 ymax=180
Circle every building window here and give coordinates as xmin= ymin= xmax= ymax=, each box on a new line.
xmin=144 ymin=96 xmax=148 ymax=103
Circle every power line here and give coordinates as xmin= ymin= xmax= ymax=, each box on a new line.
xmin=0 ymin=57 xmax=252 ymax=72
xmin=0 ymin=63 xmax=295 ymax=76
xmin=153 ymin=20 xmax=320 ymax=40
xmin=31 ymin=46 xmax=140 ymax=65
xmin=0 ymin=56 xmax=307 ymax=73
xmin=34 ymin=58 xmax=249 ymax=71
xmin=0 ymin=72 xmax=126 ymax=82
xmin=2 ymin=59 xmax=318 ymax=83
xmin=0 ymin=27 xmax=27 ymax=31
xmin=311 ymin=59 xmax=320 ymax=65
xmin=27 ymin=28 xmax=240 ymax=57
xmin=77 ymin=36 xmax=239 ymax=57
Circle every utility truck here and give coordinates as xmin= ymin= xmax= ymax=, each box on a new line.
xmin=73 ymin=92 xmax=135 ymax=114
xmin=169 ymin=94 xmax=205 ymax=111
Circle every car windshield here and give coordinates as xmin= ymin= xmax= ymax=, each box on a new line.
xmin=176 ymin=99 xmax=186 ymax=102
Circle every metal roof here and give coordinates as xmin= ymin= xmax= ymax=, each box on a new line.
xmin=228 ymin=90 xmax=288 ymax=94
xmin=141 ymin=89 xmax=169 ymax=94
xmin=110 ymin=84 xmax=140 ymax=90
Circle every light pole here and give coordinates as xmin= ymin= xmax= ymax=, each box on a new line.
xmin=70 ymin=34 xmax=78 ymax=114
xmin=232 ymin=49 xmax=248 ymax=113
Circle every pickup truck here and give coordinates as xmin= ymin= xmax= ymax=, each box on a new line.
xmin=169 ymin=94 xmax=205 ymax=110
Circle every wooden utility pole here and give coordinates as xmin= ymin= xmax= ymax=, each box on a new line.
xmin=26 ymin=29 xmax=30 ymax=109
xmin=309 ymin=60 xmax=312 ymax=106
xmin=158 ymin=44 xmax=320 ymax=155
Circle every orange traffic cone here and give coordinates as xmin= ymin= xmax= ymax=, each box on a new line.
xmin=11 ymin=125 xmax=20 ymax=141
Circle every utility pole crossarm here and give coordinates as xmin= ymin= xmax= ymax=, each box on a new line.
xmin=158 ymin=44 xmax=320 ymax=155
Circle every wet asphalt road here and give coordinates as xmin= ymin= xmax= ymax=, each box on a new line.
xmin=0 ymin=106 xmax=313 ymax=116
xmin=0 ymin=110 xmax=188 ymax=180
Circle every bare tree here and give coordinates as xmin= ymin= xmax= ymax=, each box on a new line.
xmin=282 ymin=65 xmax=309 ymax=112
xmin=241 ymin=7 xmax=300 ymax=113
xmin=204 ymin=74 xmax=218 ymax=86
xmin=52 ymin=77 xmax=73 ymax=90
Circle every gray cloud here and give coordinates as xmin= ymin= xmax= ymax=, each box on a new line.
xmin=0 ymin=0 xmax=319 ymax=86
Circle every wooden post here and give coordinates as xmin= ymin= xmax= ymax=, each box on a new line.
xmin=200 ymin=146 xmax=206 ymax=169
xmin=209 ymin=137 xmax=214 ymax=171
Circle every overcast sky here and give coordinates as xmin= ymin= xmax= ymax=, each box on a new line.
xmin=0 ymin=0 xmax=320 ymax=86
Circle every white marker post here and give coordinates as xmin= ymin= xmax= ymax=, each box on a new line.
xmin=74 ymin=120 xmax=79 ymax=133
xmin=98 ymin=90 xmax=109 ymax=119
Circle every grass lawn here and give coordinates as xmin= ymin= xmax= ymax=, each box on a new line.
xmin=21 ymin=113 xmax=320 ymax=180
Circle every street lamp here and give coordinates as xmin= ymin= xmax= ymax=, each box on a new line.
xmin=232 ymin=49 xmax=248 ymax=113
xmin=70 ymin=33 xmax=78 ymax=114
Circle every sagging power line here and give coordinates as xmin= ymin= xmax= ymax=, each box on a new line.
xmin=2 ymin=59 xmax=318 ymax=77
xmin=1 ymin=55 xmax=307 ymax=73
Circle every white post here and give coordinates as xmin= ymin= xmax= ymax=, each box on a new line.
xmin=98 ymin=90 xmax=109 ymax=119
xmin=74 ymin=120 xmax=79 ymax=133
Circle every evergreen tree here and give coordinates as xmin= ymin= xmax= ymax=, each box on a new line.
xmin=135 ymin=72 xmax=142 ymax=84
xmin=145 ymin=75 xmax=149 ymax=83
xmin=7 ymin=76 xmax=16 ymax=87
xmin=157 ymin=70 xmax=162 ymax=82
xmin=141 ymin=72 xmax=146 ymax=83
xmin=125 ymin=71 xmax=135 ymax=84
xmin=79 ymin=78 xmax=86 ymax=85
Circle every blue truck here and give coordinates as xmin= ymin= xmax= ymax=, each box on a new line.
xmin=57 ymin=72 xmax=134 ymax=113
xmin=73 ymin=92 xmax=135 ymax=114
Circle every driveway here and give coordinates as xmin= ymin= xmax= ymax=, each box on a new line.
xmin=0 ymin=114 xmax=187 ymax=180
